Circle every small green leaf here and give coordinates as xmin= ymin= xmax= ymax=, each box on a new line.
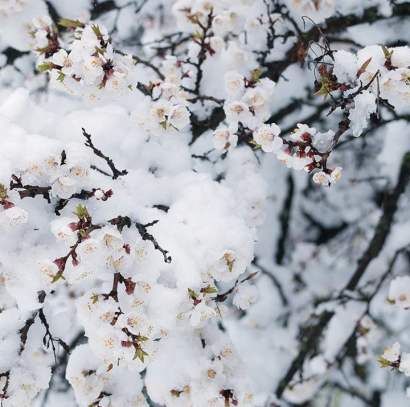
xmin=91 ymin=24 xmax=102 ymax=38
xmin=202 ymin=285 xmax=218 ymax=294
xmin=356 ymin=57 xmax=372 ymax=78
xmin=249 ymin=140 xmax=261 ymax=150
xmin=57 ymin=71 xmax=66 ymax=83
xmin=58 ymin=18 xmax=85 ymax=29
xmin=38 ymin=62 xmax=53 ymax=73
xmin=251 ymin=67 xmax=263 ymax=83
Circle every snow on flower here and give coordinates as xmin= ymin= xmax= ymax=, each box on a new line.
xmin=389 ymin=276 xmax=410 ymax=309
xmin=290 ymin=123 xmax=316 ymax=143
xmin=232 ymin=281 xmax=258 ymax=310
xmin=187 ymin=301 xmax=216 ymax=327
xmin=224 ymin=71 xmax=245 ymax=98
xmin=381 ymin=342 xmax=401 ymax=363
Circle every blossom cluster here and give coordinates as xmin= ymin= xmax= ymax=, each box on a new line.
xmin=66 ymin=344 xmax=148 ymax=407
xmin=332 ymin=45 xmax=410 ymax=135
xmin=0 ymin=0 xmax=28 ymax=18
xmin=33 ymin=17 xmax=136 ymax=101
xmin=133 ymin=57 xmax=191 ymax=138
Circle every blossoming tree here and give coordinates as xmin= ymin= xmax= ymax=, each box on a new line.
xmin=1 ymin=0 xmax=410 ymax=406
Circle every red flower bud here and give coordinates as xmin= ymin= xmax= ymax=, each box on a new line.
xmin=53 ymin=257 xmax=65 ymax=268
xmin=305 ymin=163 xmax=315 ymax=173
xmin=2 ymin=200 xmax=15 ymax=209
xmin=121 ymin=340 xmax=132 ymax=348
xmin=68 ymin=222 xmax=78 ymax=231
xmin=125 ymin=278 xmax=136 ymax=295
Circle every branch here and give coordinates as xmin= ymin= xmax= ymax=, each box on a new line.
xmin=82 ymin=128 xmax=128 ymax=179
xmin=275 ymin=151 xmax=410 ymax=398
xmin=345 ymin=151 xmax=410 ymax=291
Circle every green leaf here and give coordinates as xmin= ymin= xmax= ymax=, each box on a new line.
xmin=202 ymin=285 xmax=218 ymax=294
xmin=244 ymin=271 xmax=259 ymax=281
xmin=91 ymin=24 xmax=102 ymax=38
xmin=188 ymin=288 xmax=199 ymax=298
xmin=57 ymin=71 xmax=66 ymax=83
xmin=356 ymin=57 xmax=372 ymax=78
xmin=249 ymin=140 xmax=261 ymax=149
xmin=133 ymin=347 xmax=148 ymax=362
xmin=35 ymin=47 xmax=51 ymax=55
xmin=251 ymin=67 xmax=263 ymax=83
xmin=38 ymin=62 xmax=53 ymax=73
xmin=51 ymin=272 xmax=65 ymax=284
xmin=58 ymin=18 xmax=85 ymax=29
xmin=95 ymin=46 xmax=105 ymax=55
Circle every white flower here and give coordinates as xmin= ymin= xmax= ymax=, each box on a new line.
xmin=50 ymin=217 xmax=77 ymax=246
xmin=32 ymin=15 xmax=52 ymax=29
xmin=168 ymin=105 xmax=190 ymax=130
xmin=329 ymin=167 xmax=342 ymax=183
xmin=290 ymin=123 xmax=316 ymax=143
xmin=82 ymin=56 xmax=104 ymax=84
xmin=224 ymin=71 xmax=245 ymax=98
xmin=224 ymin=102 xmax=252 ymax=124
xmin=233 ymin=282 xmax=258 ymax=310
xmin=400 ymin=352 xmax=410 ymax=377
xmin=51 ymin=176 xmax=77 ymax=199
xmin=117 ymin=311 xmax=150 ymax=336
xmin=34 ymin=30 xmax=48 ymax=49
xmin=211 ymin=338 xmax=238 ymax=367
xmin=98 ymin=227 xmax=124 ymax=251
xmin=381 ymin=342 xmax=400 ymax=363
xmin=0 ymin=206 xmax=28 ymax=228
xmin=313 ymin=171 xmax=330 ymax=187
xmin=278 ymin=152 xmax=312 ymax=171
xmin=150 ymin=99 xmax=172 ymax=124
xmin=187 ymin=301 xmax=216 ymax=327
xmin=213 ymin=127 xmax=238 ymax=150
xmin=389 ymin=276 xmax=410 ymax=309
xmin=253 ymin=124 xmax=282 ymax=152
xmin=77 ymin=238 xmax=102 ymax=259
xmin=38 ymin=260 xmax=59 ymax=283
xmin=214 ymin=250 xmax=237 ymax=273
xmin=50 ymin=49 xmax=76 ymax=76
xmin=212 ymin=12 xmax=233 ymax=36
xmin=105 ymin=75 xmax=127 ymax=94
xmin=210 ymin=36 xmax=225 ymax=53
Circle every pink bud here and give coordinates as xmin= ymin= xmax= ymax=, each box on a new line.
xmin=125 ymin=278 xmax=136 ymax=295
xmin=53 ymin=258 xmax=65 ymax=268
xmin=304 ymin=164 xmax=315 ymax=173
xmin=68 ymin=222 xmax=78 ymax=231
xmin=2 ymin=200 xmax=15 ymax=209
